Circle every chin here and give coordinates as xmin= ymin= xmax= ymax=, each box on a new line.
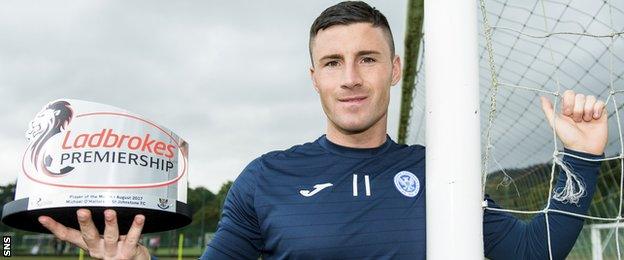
xmin=335 ymin=120 xmax=375 ymax=134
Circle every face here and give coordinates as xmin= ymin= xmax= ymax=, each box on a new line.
xmin=26 ymin=109 xmax=56 ymax=141
xmin=310 ymin=22 xmax=401 ymax=134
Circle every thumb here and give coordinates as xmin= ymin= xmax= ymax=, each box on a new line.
xmin=598 ymin=107 xmax=608 ymax=123
xmin=540 ymin=96 xmax=555 ymax=128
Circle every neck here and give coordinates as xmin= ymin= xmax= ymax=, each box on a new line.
xmin=325 ymin=115 xmax=388 ymax=148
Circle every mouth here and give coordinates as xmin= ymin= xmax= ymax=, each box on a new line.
xmin=338 ymin=96 xmax=368 ymax=103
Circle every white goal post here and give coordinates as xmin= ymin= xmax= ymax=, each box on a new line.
xmin=424 ymin=0 xmax=483 ymax=259
xmin=591 ymin=222 xmax=624 ymax=260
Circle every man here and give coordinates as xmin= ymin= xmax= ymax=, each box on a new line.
xmin=39 ymin=1 xmax=608 ymax=259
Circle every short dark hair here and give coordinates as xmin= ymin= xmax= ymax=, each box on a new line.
xmin=309 ymin=1 xmax=395 ymax=65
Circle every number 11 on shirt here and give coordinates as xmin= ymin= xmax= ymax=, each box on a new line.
xmin=353 ymin=174 xmax=371 ymax=197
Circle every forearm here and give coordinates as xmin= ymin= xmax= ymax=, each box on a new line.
xmin=535 ymin=149 xmax=601 ymax=259
xmin=484 ymin=149 xmax=602 ymax=260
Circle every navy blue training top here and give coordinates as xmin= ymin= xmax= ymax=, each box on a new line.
xmin=200 ymin=135 xmax=602 ymax=260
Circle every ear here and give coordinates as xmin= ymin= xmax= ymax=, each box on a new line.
xmin=391 ymin=55 xmax=402 ymax=86
xmin=310 ymin=66 xmax=320 ymax=93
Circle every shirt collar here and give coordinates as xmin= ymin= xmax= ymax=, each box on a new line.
xmin=317 ymin=134 xmax=395 ymax=158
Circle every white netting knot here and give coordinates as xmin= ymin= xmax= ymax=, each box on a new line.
xmin=552 ymin=156 xmax=586 ymax=205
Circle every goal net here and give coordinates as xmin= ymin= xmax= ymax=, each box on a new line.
xmin=405 ymin=0 xmax=624 ymax=259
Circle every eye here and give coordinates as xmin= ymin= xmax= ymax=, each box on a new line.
xmin=362 ymin=57 xmax=376 ymax=63
xmin=324 ymin=60 xmax=339 ymax=68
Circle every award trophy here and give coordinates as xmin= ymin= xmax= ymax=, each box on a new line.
xmin=2 ymin=99 xmax=192 ymax=234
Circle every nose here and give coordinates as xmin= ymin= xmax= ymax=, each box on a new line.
xmin=341 ymin=62 xmax=363 ymax=89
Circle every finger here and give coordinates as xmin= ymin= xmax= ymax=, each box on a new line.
xmin=38 ymin=216 xmax=88 ymax=249
xmin=572 ymin=93 xmax=585 ymax=122
xmin=76 ymin=209 xmax=101 ymax=251
xmin=122 ymin=214 xmax=145 ymax=252
xmin=562 ymin=90 xmax=575 ymax=116
xmin=594 ymin=100 xmax=606 ymax=119
xmin=583 ymin=95 xmax=597 ymax=122
xmin=540 ymin=96 xmax=555 ymax=127
xmin=103 ymin=209 xmax=119 ymax=256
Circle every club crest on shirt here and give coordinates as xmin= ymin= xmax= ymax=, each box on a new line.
xmin=394 ymin=171 xmax=420 ymax=197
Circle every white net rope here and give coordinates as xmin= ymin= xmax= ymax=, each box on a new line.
xmin=407 ymin=0 xmax=624 ymax=259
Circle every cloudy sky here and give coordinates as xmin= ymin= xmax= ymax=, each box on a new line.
xmin=0 ymin=1 xmax=409 ymax=192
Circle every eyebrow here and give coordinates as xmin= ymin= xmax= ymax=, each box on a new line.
xmin=318 ymin=50 xmax=382 ymax=63
xmin=319 ymin=54 xmax=343 ymax=62
xmin=357 ymin=50 xmax=381 ymax=56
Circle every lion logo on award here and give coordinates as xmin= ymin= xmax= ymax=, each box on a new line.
xmin=25 ymin=100 xmax=75 ymax=176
